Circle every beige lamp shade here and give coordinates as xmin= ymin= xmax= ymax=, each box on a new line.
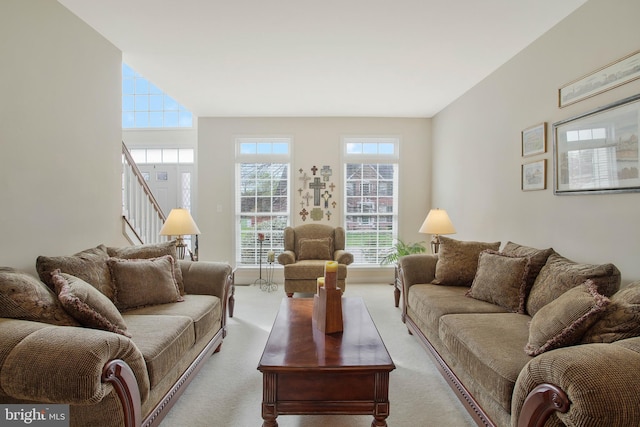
xmin=160 ymin=208 xmax=201 ymax=236
xmin=419 ymin=209 xmax=456 ymax=235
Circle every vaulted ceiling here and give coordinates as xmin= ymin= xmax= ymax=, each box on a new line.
xmin=58 ymin=0 xmax=588 ymax=117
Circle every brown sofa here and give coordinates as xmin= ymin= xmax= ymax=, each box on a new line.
xmin=0 ymin=242 xmax=234 ymax=427
xmin=399 ymin=237 xmax=640 ymax=427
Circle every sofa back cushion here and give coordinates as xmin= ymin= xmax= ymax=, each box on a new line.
xmin=526 ymin=252 xmax=620 ymax=316
xmin=0 ymin=267 xmax=79 ymax=326
xmin=36 ymin=244 xmax=114 ymax=300
xmin=582 ymin=281 xmax=640 ymax=344
xmin=433 ymin=237 xmax=500 ymax=287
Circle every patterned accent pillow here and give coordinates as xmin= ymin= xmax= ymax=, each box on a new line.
xmin=433 ymin=236 xmax=500 ymax=286
xmin=297 ymin=237 xmax=334 ymax=261
xmin=526 ymin=252 xmax=620 ymax=316
xmin=107 ymin=255 xmax=183 ymax=311
xmin=107 ymin=241 xmax=185 ymax=295
xmin=582 ymin=281 xmax=640 ymax=344
xmin=36 ymin=244 xmax=114 ymax=300
xmin=466 ymin=250 xmax=530 ymax=313
xmin=51 ymin=270 xmax=131 ymax=337
xmin=525 ymin=280 xmax=610 ymax=356
xmin=502 ymin=242 xmax=554 ymax=301
xmin=0 ymin=267 xmax=79 ymax=326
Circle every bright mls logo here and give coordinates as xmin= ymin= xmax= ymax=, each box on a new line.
xmin=1 ymin=405 xmax=69 ymax=426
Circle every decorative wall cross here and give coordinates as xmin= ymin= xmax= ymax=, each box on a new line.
xmin=299 ymin=208 xmax=308 ymax=221
xmin=329 ymin=182 xmax=335 ymax=192
xmin=326 ymin=210 xmax=332 ymax=220
xmin=302 ymin=192 xmax=312 ymax=206
xmin=321 ymin=165 xmax=332 ymax=182
xmin=311 ymin=165 xmax=318 ymax=175
xmin=299 ymin=172 xmax=311 ymax=187
xmin=308 ymin=177 xmax=326 ymax=206
xmin=321 ymin=190 xmax=332 ymax=208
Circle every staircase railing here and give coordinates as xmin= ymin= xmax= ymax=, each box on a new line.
xmin=121 ymin=142 xmax=166 ymax=245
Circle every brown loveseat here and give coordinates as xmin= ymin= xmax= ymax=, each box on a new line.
xmin=399 ymin=237 xmax=640 ymax=427
xmin=0 ymin=242 xmax=234 ymax=427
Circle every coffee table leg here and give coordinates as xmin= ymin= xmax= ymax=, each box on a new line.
xmin=262 ymin=372 xmax=278 ymax=427
xmin=371 ymin=372 xmax=390 ymax=427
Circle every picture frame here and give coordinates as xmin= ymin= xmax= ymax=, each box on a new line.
xmin=522 ymin=159 xmax=546 ymax=191
xmin=521 ymin=122 xmax=546 ymax=157
xmin=553 ymin=93 xmax=640 ymax=195
xmin=558 ymin=49 xmax=640 ymax=108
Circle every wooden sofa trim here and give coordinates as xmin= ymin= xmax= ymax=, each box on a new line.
xmin=517 ymin=384 xmax=569 ymax=427
xmin=102 ymin=359 xmax=142 ymax=427
xmin=404 ymin=315 xmax=495 ymax=427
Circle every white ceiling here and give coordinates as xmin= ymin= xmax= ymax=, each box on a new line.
xmin=58 ymin=0 xmax=588 ymax=118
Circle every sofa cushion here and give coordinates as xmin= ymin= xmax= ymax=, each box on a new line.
xmin=123 ymin=314 xmax=195 ymax=388
xmin=439 ymin=312 xmax=533 ymax=412
xmin=36 ymin=244 xmax=114 ymax=300
xmin=467 ymin=250 xmax=530 ymax=313
xmin=525 ymin=280 xmax=610 ymax=356
xmin=502 ymin=242 xmax=554 ymax=299
xmin=433 ymin=237 xmax=500 ymax=286
xmin=582 ymin=281 xmax=640 ymax=344
xmin=107 ymin=255 xmax=183 ymax=311
xmin=0 ymin=267 xmax=79 ymax=326
xmin=297 ymin=237 xmax=333 ymax=261
xmin=51 ymin=271 xmax=131 ymax=337
xmin=408 ymin=284 xmax=509 ymax=333
xmin=124 ymin=294 xmax=221 ymax=343
xmin=107 ymin=241 xmax=185 ymax=295
xmin=526 ymin=252 xmax=620 ymax=316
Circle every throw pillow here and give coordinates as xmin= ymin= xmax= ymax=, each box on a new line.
xmin=582 ymin=281 xmax=640 ymax=344
xmin=466 ymin=250 xmax=530 ymax=313
xmin=433 ymin=236 xmax=500 ymax=286
xmin=525 ymin=280 xmax=610 ymax=356
xmin=526 ymin=252 xmax=621 ymax=316
xmin=297 ymin=237 xmax=334 ymax=261
xmin=51 ymin=270 xmax=131 ymax=337
xmin=107 ymin=241 xmax=185 ymax=295
xmin=107 ymin=255 xmax=182 ymax=311
xmin=502 ymin=242 xmax=554 ymax=300
xmin=36 ymin=244 xmax=114 ymax=300
xmin=0 ymin=267 xmax=79 ymax=326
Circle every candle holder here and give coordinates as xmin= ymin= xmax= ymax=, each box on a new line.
xmin=260 ymin=260 xmax=278 ymax=292
xmin=312 ymin=262 xmax=343 ymax=334
xmin=253 ymin=237 xmax=267 ymax=287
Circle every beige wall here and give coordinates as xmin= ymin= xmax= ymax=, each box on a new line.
xmin=432 ymin=0 xmax=640 ymax=283
xmin=0 ymin=0 xmax=125 ymax=274
xmin=197 ymin=117 xmax=431 ymax=283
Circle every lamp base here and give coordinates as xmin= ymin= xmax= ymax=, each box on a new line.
xmin=175 ymin=236 xmax=187 ymax=260
xmin=430 ymin=234 xmax=442 ymax=254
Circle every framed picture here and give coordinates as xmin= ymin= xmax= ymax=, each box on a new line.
xmin=559 ymin=49 xmax=640 ymax=108
xmin=522 ymin=159 xmax=546 ymax=191
xmin=553 ymin=93 xmax=640 ymax=195
xmin=521 ymin=122 xmax=546 ymax=156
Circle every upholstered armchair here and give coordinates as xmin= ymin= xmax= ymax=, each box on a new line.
xmin=277 ymin=224 xmax=354 ymax=297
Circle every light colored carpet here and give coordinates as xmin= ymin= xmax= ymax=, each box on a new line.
xmin=159 ymin=283 xmax=476 ymax=427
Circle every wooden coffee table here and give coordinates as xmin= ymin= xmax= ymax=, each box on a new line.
xmin=257 ymin=297 xmax=395 ymax=427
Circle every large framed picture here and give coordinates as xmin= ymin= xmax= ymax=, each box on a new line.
xmin=522 ymin=159 xmax=546 ymax=191
xmin=553 ymin=93 xmax=640 ymax=195
xmin=559 ymin=50 xmax=640 ymax=108
xmin=521 ymin=122 xmax=546 ymax=156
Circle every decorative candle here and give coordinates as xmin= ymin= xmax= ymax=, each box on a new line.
xmin=324 ymin=261 xmax=338 ymax=290
xmin=267 ymin=250 xmax=275 ymax=263
xmin=317 ymin=277 xmax=325 ymax=293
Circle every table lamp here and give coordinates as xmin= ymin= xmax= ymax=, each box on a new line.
xmin=160 ymin=208 xmax=201 ymax=259
xmin=419 ymin=208 xmax=456 ymax=254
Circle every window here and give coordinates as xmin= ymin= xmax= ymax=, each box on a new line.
xmin=236 ymin=138 xmax=291 ymax=265
xmin=122 ymin=63 xmax=193 ymax=128
xmin=343 ymin=138 xmax=399 ymax=265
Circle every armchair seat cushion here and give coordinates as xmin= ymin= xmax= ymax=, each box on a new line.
xmin=283 ymin=260 xmax=347 ymax=280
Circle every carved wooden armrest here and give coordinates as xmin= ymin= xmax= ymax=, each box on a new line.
xmin=517 ymin=383 xmax=570 ymax=427
xmin=102 ymin=359 xmax=142 ymax=427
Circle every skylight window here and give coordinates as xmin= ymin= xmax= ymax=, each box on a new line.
xmin=122 ymin=63 xmax=193 ymax=128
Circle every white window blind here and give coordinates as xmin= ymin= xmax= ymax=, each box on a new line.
xmin=235 ymin=138 xmax=291 ymax=265
xmin=343 ymin=138 xmax=399 ymax=265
